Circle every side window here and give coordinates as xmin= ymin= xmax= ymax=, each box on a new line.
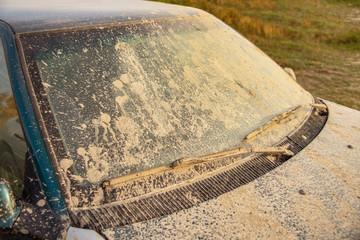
xmin=0 ymin=37 xmax=27 ymax=196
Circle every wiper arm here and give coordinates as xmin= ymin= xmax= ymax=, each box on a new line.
xmin=244 ymin=103 xmax=327 ymax=141
xmin=244 ymin=105 xmax=302 ymax=141
xmin=102 ymin=146 xmax=293 ymax=189
xmin=170 ymin=147 xmax=294 ymax=168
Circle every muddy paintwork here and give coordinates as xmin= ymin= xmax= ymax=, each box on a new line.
xmin=101 ymin=100 xmax=360 ymax=239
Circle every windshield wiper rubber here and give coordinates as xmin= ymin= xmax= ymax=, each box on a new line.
xmin=170 ymin=147 xmax=294 ymax=168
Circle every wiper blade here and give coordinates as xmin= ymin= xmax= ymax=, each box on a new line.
xmin=170 ymin=147 xmax=294 ymax=168
xmin=244 ymin=103 xmax=327 ymax=141
xmin=102 ymin=146 xmax=293 ymax=189
xmin=244 ymin=105 xmax=302 ymax=141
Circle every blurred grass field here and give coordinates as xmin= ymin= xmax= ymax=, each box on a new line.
xmin=153 ymin=0 xmax=360 ymax=110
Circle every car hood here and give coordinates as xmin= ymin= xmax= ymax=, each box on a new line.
xmin=101 ymin=100 xmax=360 ymax=239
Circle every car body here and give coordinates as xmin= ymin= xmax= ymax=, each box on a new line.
xmin=0 ymin=0 xmax=359 ymax=239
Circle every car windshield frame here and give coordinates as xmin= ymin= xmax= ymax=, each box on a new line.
xmin=17 ymin=14 xmax=313 ymax=207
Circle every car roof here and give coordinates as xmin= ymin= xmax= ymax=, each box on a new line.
xmin=0 ymin=0 xmax=204 ymax=34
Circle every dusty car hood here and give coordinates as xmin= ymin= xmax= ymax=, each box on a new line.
xmin=101 ymin=100 xmax=360 ymax=239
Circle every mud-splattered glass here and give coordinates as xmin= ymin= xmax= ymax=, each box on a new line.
xmin=20 ymin=16 xmax=312 ymax=187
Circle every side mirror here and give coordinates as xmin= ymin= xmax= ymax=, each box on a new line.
xmin=0 ymin=178 xmax=20 ymax=229
xmin=284 ymin=67 xmax=297 ymax=82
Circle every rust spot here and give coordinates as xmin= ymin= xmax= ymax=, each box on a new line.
xmin=347 ymin=145 xmax=354 ymax=149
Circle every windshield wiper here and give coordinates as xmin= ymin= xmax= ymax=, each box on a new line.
xmin=170 ymin=147 xmax=294 ymax=168
xmin=171 ymin=103 xmax=325 ymax=169
xmin=244 ymin=103 xmax=327 ymax=141
xmin=244 ymin=105 xmax=302 ymax=141
xmin=103 ymin=146 xmax=293 ymax=189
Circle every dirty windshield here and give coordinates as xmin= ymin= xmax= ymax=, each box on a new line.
xmin=21 ymin=16 xmax=312 ymax=188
